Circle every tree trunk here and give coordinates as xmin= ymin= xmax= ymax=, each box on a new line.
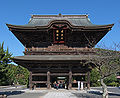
xmin=100 ymin=78 xmax=108 ymax=98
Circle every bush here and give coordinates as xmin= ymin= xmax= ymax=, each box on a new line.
xmin=108 ymin=82 xmax=119 ymax=87
xmin=90 ymin=68 xmax=101 ymax=87
xmin=104 ymin=74 xmax=118 ymax=86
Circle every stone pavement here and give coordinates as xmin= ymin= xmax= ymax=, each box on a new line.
xmin=42 ymin=90 xmax=77 ymax=98
xmin=1 ymin=86 xmax=120 ymax=98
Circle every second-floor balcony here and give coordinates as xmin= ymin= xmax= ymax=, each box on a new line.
xmin=24 ymin=45 xmax=95 ymax=55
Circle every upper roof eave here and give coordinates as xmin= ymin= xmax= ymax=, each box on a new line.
xmin=6 ymin=23 xmax=114 ymax=31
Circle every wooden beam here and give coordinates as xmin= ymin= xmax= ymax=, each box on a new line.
xmin=87 ymin=71 xmax=90 ymax=89
xmin=72 ymin=81 xmax=87 ymax=83
xmin=68 ymin=70 xmax=72 ymax=89
xmin=31 ymin=72 xmax=88 ymax=76
xmin=72 ymin=73 xmax=87 ymax=76
xmin=51 ymin=73 xmax=69 ymax=76
xmin=29 ymin=71 xmax=33 ymax=90
xmin=47 ymin=71 xmax=51 ymax=89
xmin=32 ymin=73 xmax=47 ymax=76
xmin=30 ymin=68 xmax=90 ymax=72
xmin=33 ymin=72 xmax=87 ymax=76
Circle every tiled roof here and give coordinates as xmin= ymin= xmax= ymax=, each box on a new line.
xmin=25 ymin=14 xmax=95 ymax=26
xmin=13 ymin=54 xmax=99 ymax=61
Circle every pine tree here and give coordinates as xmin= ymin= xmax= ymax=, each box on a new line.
xmin=0 ymin=42 xmax=12 ymax=85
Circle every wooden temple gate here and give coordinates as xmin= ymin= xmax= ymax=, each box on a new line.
xmin=7 ymin=14 xmax=113 ymax=90
xmin=28 ymin=62 xmax=91 ymax=90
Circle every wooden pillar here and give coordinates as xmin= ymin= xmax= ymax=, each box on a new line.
xmin=47 ymin=71 xmax=50 ymax=89
xmin=29 ymin=71 xmax=33 ymax=90
xmin=87 ymin=71 xmax=90 ymax=89
xmin=68 ymin=70 xmax=72 ymax=90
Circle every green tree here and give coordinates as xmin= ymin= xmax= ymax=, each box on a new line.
xmin=0 ymin=42 xmax=29 ymax=86
xmin=90 ymin=68 xmax=100 ymax=87
xmin=104 ymin=74 xmax=118 ymax=86
xmin=15 ymin=65 xmax=29 ymax=85
xmin=7 ymin=64 xmax=29 ymax=86
xmin=91 ymin=48 xmax=120 ymax=98
xmin=0 ymin=42 xmax=12 ymax=85
xmin=90 ymin=68 xmax=119 ymax=87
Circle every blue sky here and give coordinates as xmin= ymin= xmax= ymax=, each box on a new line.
xmin=0 ymin=0 xmax=120 ymax=56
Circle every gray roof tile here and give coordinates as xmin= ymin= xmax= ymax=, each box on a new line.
xmin=14 ymin=55 xmax=99 ymax=61
xmin=25 ymin=15 xmax=95 ymax=26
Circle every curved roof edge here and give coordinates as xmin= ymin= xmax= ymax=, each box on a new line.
xmin=6 ymin=23 xmax=114 ymax=31
xmin=6 ymin=14 xmax=114 ymax=30
xmin=13 ymin=55 xmax=98 ymax=61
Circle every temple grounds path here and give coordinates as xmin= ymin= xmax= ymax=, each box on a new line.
xmin=1 ymin=86 xmax=120 ymax=98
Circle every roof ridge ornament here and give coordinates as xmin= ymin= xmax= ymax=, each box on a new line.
xmin=58 ymin=13 xmax=62 ymax=17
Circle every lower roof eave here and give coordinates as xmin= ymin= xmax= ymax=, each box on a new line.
xmin=13 ymin=55 xmax=99 ymax=61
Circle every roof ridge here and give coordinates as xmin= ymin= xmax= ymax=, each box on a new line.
xmin=31 ymin=14 xmax=88 ymax=18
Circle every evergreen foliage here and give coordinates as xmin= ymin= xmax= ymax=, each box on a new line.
xmin=0 ymin=42 xmax=29 ymax=86
xmin=90 ymin=68 xmax=119 ymax=87
xmin=90 ymin=68 xmax=100 ymax=87
xmin=104 ymin=74 xmax=118 ymax=86
xmin=0 ymin=42 xmax=12 ymax=85
xmin=7 ymin=64 xmax=29 ymax=85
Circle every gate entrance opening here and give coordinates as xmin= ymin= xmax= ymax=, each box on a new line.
xmin=51 ymin=76 xmax=68 ymax=89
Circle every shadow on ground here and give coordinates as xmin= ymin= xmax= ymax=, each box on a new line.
xmin=108 ymin=93 xmax=120 ymax=97
xmin=0 ymin=91 xmax=24 ymax=96
xmin=73 ymin=92 xmax=102 ymax=98
xmin=88 ymin=91 xmax=120 ymax=98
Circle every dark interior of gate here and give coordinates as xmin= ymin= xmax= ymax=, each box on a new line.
xmin=7 ymin=14 xmax=113 ymax=90
xmin=16 ymin=59 xmax=95 ymax=89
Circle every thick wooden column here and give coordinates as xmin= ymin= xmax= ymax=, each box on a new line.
xmin=68 ymin=70 xmax=72 ymax=90
xmin=47 ymin=71 xmax=51 ymax=89
xmin=87 ymin=71 xmax=90 ymax=89
xmin=29 ymin=71 xmax=33 ymax=90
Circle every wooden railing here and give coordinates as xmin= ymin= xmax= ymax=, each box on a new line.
xmin=24 ymin=45 xmax=95 ymax=55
